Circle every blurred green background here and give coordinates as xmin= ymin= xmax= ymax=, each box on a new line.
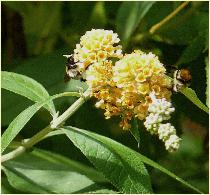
xmin=1 ymin=1 xmax=209 ymax=193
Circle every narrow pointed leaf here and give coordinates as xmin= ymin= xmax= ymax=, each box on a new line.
xmin=116 ymin=2 xmax=155 ymax=44
xmin=1 ymin=92 xmax=80 ymax=153
xmin=2 ymin=149 xmax=109 ymax=194
xmin=177 ymin=32 xmax=206 ymax=65
xmin=181 ymin=87 xmax=209 ymax=114
xmin=1 ymin=71 xmax=56 ymax=115
xmin=62 ymin=126 xmax=203 ymax=194
xmin=32 ymin=148 xmax=106 ymax=183
xmin=62 ymin=126 xmax=153 ymax=193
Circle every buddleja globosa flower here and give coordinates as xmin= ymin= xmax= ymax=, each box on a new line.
xmin=73 ymin=29 xmax=123 ymax=74
xmin=76 ymin=29 xmax=124 ymax=122
xmin=112 ymin=50 xmax=172 ymax=124
xmin=67 ymin=29 xmax=181 ymax=152
xmin=86 ymin=60 xmax=123 ymax=121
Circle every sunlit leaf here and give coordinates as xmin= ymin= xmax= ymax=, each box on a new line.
xmin=32 ymin=148 xmax=106 ymax=183
xmin=1 ymin=51 xmax=87 ymax=126
xmin=1 ymin=92 xmax=80 ymax=153
xmin=62 ymin=126 xmax=203 ymax=194
xmin=63 ymin=126 xmax=153 ymax=193
xmin=116 ymin=1 xmax=155 ymax=44
xmin=1 ymin=177 xmax=22 ymax=194
xmin=2 ymin=149 xmax=109 ymax=193
xmin=2 ymin=71 xmax=56 ymax=115
xmin=181 ymin=87 xmax=209 ymax=114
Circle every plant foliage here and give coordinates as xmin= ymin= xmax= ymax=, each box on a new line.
xmin=1 ymin=1 xmax=208 ymax=194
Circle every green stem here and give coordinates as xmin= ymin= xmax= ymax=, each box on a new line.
xmin=51 ymin=89 xmax=91 ymax=128
xmin=24 ymin=126 xmax=52 ymax=148
xmin=1 ymin=146 xmax=26 ymax=163
xmin=149 ymin=1 xmax=190 ymax=34
xmin=1 ymin=89 xmax=91 ymax=163
xmin=1 ymin=126 xmax=52 ymax=162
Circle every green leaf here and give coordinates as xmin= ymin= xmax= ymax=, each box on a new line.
xmin=129 ymin=118 xmax=140 ymax=145
xmin=89 ymin=2 xmax=107 ymax=28
xmin=2 ymin=149 xmax=109 ymax=193
xmin=1 ymin=92 xmax=80 ymax=153
xmin=181 ymin=87 xmax=209 ymax=114
xmin=205 ymin=57 xmax=209 ymax=107
xmin=1 ymin=177 xmax=22 ymax=194
xmin=2 ymin=50 xmax=87 ymax=126
xmin=177 ymin=31 xmax=207 ymax=65
xmin=116 ymin=1 xmax=155 ymax=44
xmin=62 ymin=126 xmax=153 ymax=193
xmin=88 ymin=188 xmax=118 ymax=194
xmin=2 ymin=71 xmax=56 ymax=115
xmin=178 ymin=134 xmax=203 ymax=158
xmin=2 ymin=166 xmax=51 ymax=193
xmin=62 ymin=126 xmax=203 ymax=194
xmin=1 ymin=103 xmax=46 ymax=154
xmin=32 ymin=148 xmax=107 ymax=183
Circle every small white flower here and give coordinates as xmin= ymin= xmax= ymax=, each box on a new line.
xmin=165 ymin=134 xmax=181 ymax=152
xmin=158 ymin=123 xmax=176 ymax=141
xmin=148 ymin=93 xmax=175 ymax=118
xmin=144 ymin=113 xmax=160 ymax=134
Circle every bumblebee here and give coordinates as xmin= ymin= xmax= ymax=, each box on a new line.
xmin=64 ymin=55 xmax=82 ymax=82
xmin=173 ymin=68 xmax=192 ymax=92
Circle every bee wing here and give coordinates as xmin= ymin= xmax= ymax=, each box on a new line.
xmin=63 ymin=54 xmax=72 ymax=58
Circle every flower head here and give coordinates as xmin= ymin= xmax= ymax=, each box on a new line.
xmin=113 ymin=50 xmax=171 ymax=98
xmin=165 ymin=135 xmax=181 ymax=152
xmin=74 ymin=29 xmax=122 ymax=73
xmin=65 ymin=29 xmax=180 ymax=152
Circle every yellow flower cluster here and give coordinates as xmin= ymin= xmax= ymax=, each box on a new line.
xmin=66 ymin=29 xmax=180 ymax=151
xmin=86 ymin=60 xmax=123 ymax=121
xmin=69 ymin=29 xmax=173 ymax=132
xmin=73 ymin=29 xmax=122 ymax=73
xmin=112 ymin=50 xmax=172 ymax=125
xmin=85 ymin=51 xmax=172 ymax=130
xmin=113 ymin=50 xmax=171 ymax=99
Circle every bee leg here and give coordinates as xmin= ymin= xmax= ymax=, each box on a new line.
xmin=64 ymin=73 xmax=71 ymax=82
xmin=173 ymin=84 xmax=178 ymax=92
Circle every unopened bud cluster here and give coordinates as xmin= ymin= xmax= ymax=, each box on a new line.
xmin=144 ymin=92 xmax=181 ymax=152
xmin=65 ymin=29 xmax=181 ymax=152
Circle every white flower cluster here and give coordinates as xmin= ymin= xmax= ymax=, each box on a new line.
xmin=144 ymin=92 xmax=181 ymax=152
xmin=148 ymin=92 xmax=175 ymax=119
